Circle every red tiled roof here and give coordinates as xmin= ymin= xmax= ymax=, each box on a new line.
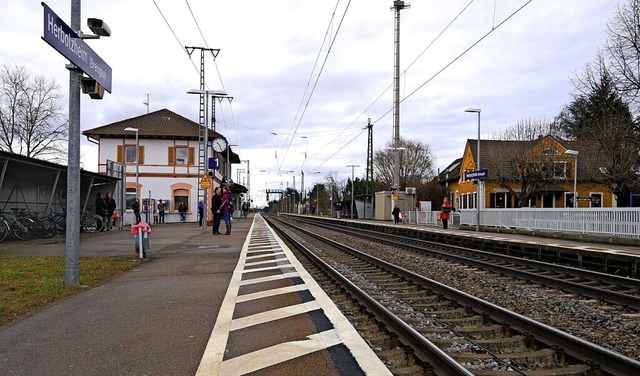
xmin=82 ymin=108 xmax=224 ymax=141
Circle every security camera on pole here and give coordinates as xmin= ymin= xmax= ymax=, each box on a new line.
xmin=41 ymin=2 xmax=113 ymax=284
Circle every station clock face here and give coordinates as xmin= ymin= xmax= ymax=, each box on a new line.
xmin=211 ymin=137 xmax=228 ymax=152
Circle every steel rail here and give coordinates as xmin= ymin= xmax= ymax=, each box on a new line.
xmin=265 ymin=216 xmax=474 ymax=376
xmin=272 ymin=215 xmax=640 ymax=376
xmin=294 ymin=216 xmax=640 ymax=310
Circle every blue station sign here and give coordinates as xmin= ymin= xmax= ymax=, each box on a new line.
xmin=465 ymin=169 xmax=489 ymax=180
xmin=41 ymin=2 xmax=112 ymax=92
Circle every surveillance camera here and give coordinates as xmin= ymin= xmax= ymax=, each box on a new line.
xmin=80 ymin=77 xmax=104 ymax=100
xmin=87 ymin=18 xmax=111 ymax=37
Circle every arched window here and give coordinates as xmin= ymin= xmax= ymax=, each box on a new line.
xmin=173 ymin=188 xmax=189 ymax=212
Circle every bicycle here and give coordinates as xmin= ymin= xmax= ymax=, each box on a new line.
xmin=0 ymin=210 xmax=37 ymax=241
xmin=81 ymin=210 xmax=104 ymax=233
xmin=17 ymin=210 xmax=57 ymax=239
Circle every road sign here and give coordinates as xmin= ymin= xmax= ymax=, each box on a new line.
xmin=200 ymin=175 xmax=211 ymax=188
xmin=465 ymin=169 xmax=488 ymax=180
xmin=41 ymin=3 xmax=112 ymax=92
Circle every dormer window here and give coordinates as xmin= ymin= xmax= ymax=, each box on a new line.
xmin=553 ymin=161 xmax=568 ymax=179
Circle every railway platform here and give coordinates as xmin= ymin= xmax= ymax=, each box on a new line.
xmin=0 ymin=214 xmax=390 ymax=375
xmin=2 ymin=213 xmax=640 ymax=375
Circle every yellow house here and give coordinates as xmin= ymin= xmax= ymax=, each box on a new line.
xmin=440 ymin=136 xmax=615 ymax=209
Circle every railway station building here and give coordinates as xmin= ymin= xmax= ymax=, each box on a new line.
xmin=82 ymin=108 xmax=247 ymax=224
xmin=440 ymin=135 xmax=615 ymax=210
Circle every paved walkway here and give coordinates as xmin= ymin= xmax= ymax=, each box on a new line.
xmin=0 ymin=216 xmax=254 ymax=376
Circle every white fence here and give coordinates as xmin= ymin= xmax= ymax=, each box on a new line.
xmin=407 ymin=208 xmax=640 ymax=239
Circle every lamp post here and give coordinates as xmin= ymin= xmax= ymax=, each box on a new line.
xmin=464 ymin=108 xmax=481 ymax=232
xmin=565 ymin=149 xmax=579 ymax=208
xmin=346 ymin=165 xmax=360 ymax=219
xmin=124 ymin=127 xmax=139 ymax=200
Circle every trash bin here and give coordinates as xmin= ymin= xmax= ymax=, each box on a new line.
xmin=131 ymin=221 xmax=151 ymax=258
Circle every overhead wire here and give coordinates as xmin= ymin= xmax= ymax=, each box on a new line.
xmin=278 ymin=0 xmax=353 ymax=171
xmin=152 ymin=0 xmax=200 ymax=77
xmin=304 ymin=0 xmax=477 ymax=171
xmin=308 ymin=0 xmax=534 ymax=172
xmin=183 ymin=0 xmax=236 ymax=146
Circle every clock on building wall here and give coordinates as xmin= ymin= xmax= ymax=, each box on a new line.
xmin=211 ymin=137 xmax=228 ymax=153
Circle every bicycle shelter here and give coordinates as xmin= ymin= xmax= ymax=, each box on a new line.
xmin=0 ymin=151 xmax=120 ymax=217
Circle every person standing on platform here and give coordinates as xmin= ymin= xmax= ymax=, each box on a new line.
xmin=441 ymin=197 xmax=452 ymax=229
xmin=178 ymin=202 xmax=186 ymax=223
xmin=198 ymin=200 xmax=204 ymax=226
xmin=221 ymin=186 xmax=232 ymax=235
xmin=157 ymin=200 xmax=165 ymax=223
xmin=95 ymin=192 xmax=108 ymax=231
xmin=105 ymin=192 xmax=116 ymax=231
xmin=392 ymin=204 xmax=401 ymax=224
xmin=132 ymin=198 xmax=141 ymax=225
xmin=211 ymin=187 xmax=222 ymax=235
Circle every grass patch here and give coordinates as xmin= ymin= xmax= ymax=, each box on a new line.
xmin=0 ymin=256 xmax=142 ymax=327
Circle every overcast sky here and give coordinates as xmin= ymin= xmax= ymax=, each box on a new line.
xmin=2 ymin=0 xmax=624 ymax=206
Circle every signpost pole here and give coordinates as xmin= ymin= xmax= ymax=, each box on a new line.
xmin=64 ymin=0 xmax=81 ymax=285
xmin=42 ymin=2 xmax=112 ymax=285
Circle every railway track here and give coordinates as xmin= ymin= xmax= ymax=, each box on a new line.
xmin=291 ymin=215 xmax=640 ymax=310
xmin=264 ymin=214 xmax=640 ymax=375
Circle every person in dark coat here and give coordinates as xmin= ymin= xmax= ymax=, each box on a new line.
xmin=132 ymin=198 xmax=141 ymax=224
xmin=178 ymin=202 xmax=186 ymax=223
xmin=105 ymin=192 xmax=116 ymax=231
xmin=211 ymin=187 xmax=223 ymax=235
xmin=95 ymin=192 xmax=108 ymax=231
xmin=157 ymin=199 xmax=166 ymax=223
xmin=392 ymin=204 xmax=401 ymax=224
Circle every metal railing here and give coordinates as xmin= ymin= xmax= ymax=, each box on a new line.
xmin=407 ymin=208 xmax=640 ymax=239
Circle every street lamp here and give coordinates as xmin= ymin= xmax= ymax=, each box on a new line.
xmin=565 ymin=149 xmax=579 ymax=208
xmin=187 ymin=89 xmax=227 ymax=232
xmin=465 ymin=108 xmax=481 ymax=232
xmin=123 ymin=127 xmax=139 ymax=201
xmin=346 ymin=165 xmax=360 ymax=219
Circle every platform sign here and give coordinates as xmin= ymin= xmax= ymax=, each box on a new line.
xmin=465 ymin=169 xmax=488 ymax=180
xmin=41 ymin=2 xmax=112 ymax=92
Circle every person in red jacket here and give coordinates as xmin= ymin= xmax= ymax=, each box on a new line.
xmin=441 ymin=197 xmax=452 ymax=229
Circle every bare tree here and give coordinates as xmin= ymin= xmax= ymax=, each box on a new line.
xmin=373 ymin=137 xmax=436 ymax=188
xmin=605 ymin=0 xmax=640 ymax=109
xmin=0 ymin=64 xmax=68 ymax=162
xmin=490 ymin=117 xmax=558 ymax=141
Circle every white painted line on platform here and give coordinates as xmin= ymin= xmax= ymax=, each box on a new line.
xmin=235 ymin=284 xmax=310 ymax=304
xmin=229 ymin=301 xmax=320 ymax=331
xmin=218 ymin=330 xmax=342 ymax=375
xmin=196 ymin=215 xmax=391 ymax=376
xmin=238 ymin=272 xmax=300 ymax=286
